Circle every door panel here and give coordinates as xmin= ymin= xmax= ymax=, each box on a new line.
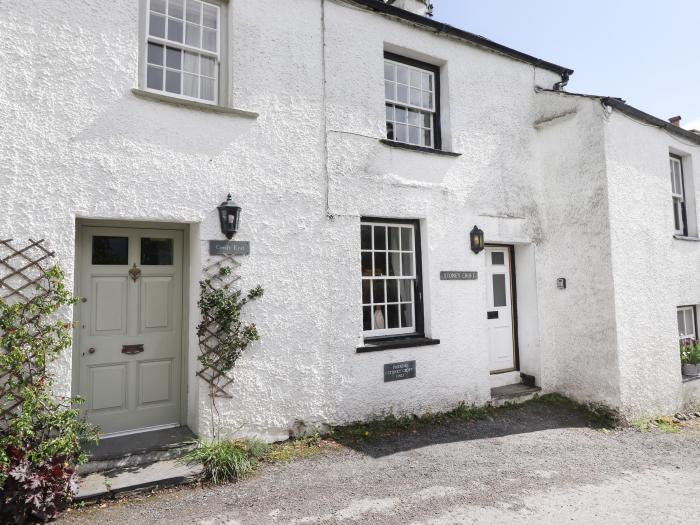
xmin=78 ymin=226 xmax=183 ymax=436
xmin=486 ymin=246 xmax=516 ymax=373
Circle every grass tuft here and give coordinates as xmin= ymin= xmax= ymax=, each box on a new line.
xmin=183 ymin=439 xmax=269 ymax=484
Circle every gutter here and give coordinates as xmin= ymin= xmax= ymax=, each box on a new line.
xmin=343 ymin=0 xmax=574 ymax=80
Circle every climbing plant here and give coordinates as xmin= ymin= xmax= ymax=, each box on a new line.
xmin=0 ymin=239 xmax=97 ymax=523
xmin=197 ymin=255 xmax=263 ymax=439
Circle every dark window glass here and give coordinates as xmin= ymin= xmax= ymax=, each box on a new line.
xmin=92 ymin=236 xmax=128 ymax=265
xmin=361 ymin=225 xmax=372 ymax=250
xmin=491 ymin=252 xmax=505 ymax=265
xmin=141 ymin=238 xmax=174 ymax=265
xmin=493 ymin=274 xmax=507 ymax=307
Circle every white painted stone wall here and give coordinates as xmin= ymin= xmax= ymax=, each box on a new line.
xmin=1 ymin=0 xmax=693 ymax=440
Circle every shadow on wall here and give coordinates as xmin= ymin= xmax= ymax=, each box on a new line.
xmin=68 ymin=93 xmax=257 ymax=157
xmin=333 ymin=402 xmax=594 ymax=459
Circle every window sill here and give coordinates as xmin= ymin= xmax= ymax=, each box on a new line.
xmin=379 ymin=139 xmax=461 ymax=157
xmin=673 ymin=235 xmax=700 ymax=242
xmin=683 ymin=374 xmax=700 ymax=383
xmin=357 ymin=336 xmax=440 ymax=353
xmin=131 ymin=89 xmax=259 ymax=119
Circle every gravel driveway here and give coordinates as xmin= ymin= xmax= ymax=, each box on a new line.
xmin=61 ymin=403 xmax=700 ymax=524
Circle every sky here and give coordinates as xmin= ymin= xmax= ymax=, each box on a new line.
xmin=432 ymin=0 xmax=700 ymax=130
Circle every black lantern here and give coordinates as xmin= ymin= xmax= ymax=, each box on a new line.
xmin=470 ymin=225 xmax=484 ymax=254
xmin=217 ymin=194 xmax=242 ymax=239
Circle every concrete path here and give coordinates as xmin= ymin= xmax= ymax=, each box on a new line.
xmin=61 ymin=403 xmax=700 ymax=524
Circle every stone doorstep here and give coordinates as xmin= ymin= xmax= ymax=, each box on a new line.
xmin=490 ymin=383 xmax=542 ymax=408
xmin=75 ymin=459 xmax=204 ymax=502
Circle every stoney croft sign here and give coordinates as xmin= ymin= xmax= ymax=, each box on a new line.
xmin=384 ymin=361 xmax=416 ymax=382
xmin=440 ymin=271 xmax=478 ymax=280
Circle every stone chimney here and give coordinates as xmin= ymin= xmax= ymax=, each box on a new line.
xmin=669 ymin=116 xmax=682 ymax=127
xmin=384 ymin=0 xmax=434 ymax=17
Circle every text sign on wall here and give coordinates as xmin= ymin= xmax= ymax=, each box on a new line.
xmin=440 ymin=271 xmax=478 ymax=281
xmin=384 ymin=361 xmax=417 ymax=382
xmin=209 ymin=240 xmax=250 ymax=256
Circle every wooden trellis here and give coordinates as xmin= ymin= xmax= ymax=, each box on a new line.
xmin=0 ymin=239 xmax=56 ymax=420
xmin=196 ymin=254 xmax=242 ymax=398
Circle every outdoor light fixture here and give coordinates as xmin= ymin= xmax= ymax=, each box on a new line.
xmin=470 ymin=225 xmax=484 ymax=254
xmin=217 ymin=194 xmax=242 ymax=239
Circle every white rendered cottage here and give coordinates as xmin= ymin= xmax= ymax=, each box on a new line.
xmin=1 ymin=0 xmax=700 ymax=442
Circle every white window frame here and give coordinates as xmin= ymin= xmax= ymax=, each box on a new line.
xmin=141 ymin=0 xmax=226 ymax=106
xmin=361 ymin=221 xmax=418 ymax=337
xmin=678 ymin=306 xmax=696 ymax=341
xmin=384 ymin=56 xmax=438 ymax=149
xmin=670 ymin=155 xmax=686 ymax=235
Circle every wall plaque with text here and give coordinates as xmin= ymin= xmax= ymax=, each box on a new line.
xmin=384 ymin=361 xmax=417 ymax=382
xmin=209 ymin=240 xmax=250 ymax=256
xmin=440 ymin=271 xmax=478 ymax=281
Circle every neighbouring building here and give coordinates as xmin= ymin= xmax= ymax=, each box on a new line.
xmin=2 ymin=0 xmax=700 ymax=442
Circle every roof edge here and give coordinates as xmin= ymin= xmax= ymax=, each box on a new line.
xmin=342 ymin=0 xmax=574 ymax=78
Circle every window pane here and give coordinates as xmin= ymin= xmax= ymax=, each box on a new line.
xmin=186 ymin=0 xmax=202 ymax=23
xmin=422 ymin=91 xmax=432 ymax=110
xmin=686 ymin=310 xmax=695 ymax=336
xmin=149 ymin=13 xmax=166 ymax=38
xmin=493 ymin=274 xmax=507 ymax=307
xmin=148 ymin=42 xmax=164 ymax=65
xmin=410 ymin=88 xmax=421 ymax=106
xmin=395 ymin=107 xmax=407 ymax=123
xmin=397 ymin=84 xmax=408 ymax=103
xmin=400 ymin=280 xmax=412 ymax=302
xmin=165 ymin=70 xmax=181 ymax=93
xmin=183 ymin=51 xmax=198 ymax=73
xmin=408 ymin=126 xmax=420 ymax=145
xmin=387 ymin=280 xmax=398 ymax=303
xmin=401 ymin=303 xmax=413 ymax=328
xmin=166 ymin=46 xmax=181 ymax=69
xmin=141 ymin=238 xmax=174 ymax=265
xmin=422 ymin=72 xmax=431 ymax=91
xmin=201 ymin=56 xmax=216 ymax=77
xmin=407 ymin=109 xmax=419 ymax=126
xmin=361 ymin=252 xmax=372 ymax=276
xmin=385 ymin=104 xmax=394 ymax=122
xmin=373 ymin=305 xmax=386 ymax=330
xmin=386 ymin=122 xmax=394 ymax=141
xmin=147 ymin=65 xmax=163 ymax=90
xmin=373 ymin=280 xmax=385 ymax=303
xmin=397 ymin=65 xmax=408 ymax=84
xmin=387 ymin=305 xmax=400 ymax=329
xmin=401 ymin=228 xmax=412 ymax=251
xmin=423 ymin=129 xmax=432 ymax=147
xmin=388 ymin=227 xmax=400 ymax=250
xmin=395 ymin=124 xmax=407 ymax=143
xmin=374 ymin=252 xmax=386 ymax=276
xmin=202 ymin=28 xmax=217 ymax=51
xmin=168 ymin=0 xmax=184 ymax=19
xmin=167 ymin=17 xmax=183 ymax=42
xmin=491 ymin=252 xmax=505 ymax=265
xmin=384 ymin=62 xmax=395 ymax=81
xmin=92 ymin=236 xmax=128 ymax=265
xmin=361 ymin=225 xmax=372 ymax=250
xmin=151 ymin=0 xmax=166 ymax=14
xmin=185 ymin=23 xmax=201 ymax=47
xmin=362 ymin=280 xmax=370 ymax=304
xmin=678 ymin=310 xmax=685 ymax=335
xmin=363 ymin=306 xmax=372 ymax=331
xmin=388 ymin=253 xmax=400 ymax=276
xmin=202 ymin=4 xmax=218 ymax=28
xmin=374 ymin=226 xmax=386 ymax=250
xmin=410 ymin=69 xmax=421 ymax=88
xmin=200 ymin=77 xmax=215 ymax=101
xmin=183 ymin=73 xmax=198 ymax=97
xmin=401 ymin=253 xmax=413 ymax=276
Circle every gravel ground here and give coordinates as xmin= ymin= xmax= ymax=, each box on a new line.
xmin=61 ymin=403 xmax=700 ymax=524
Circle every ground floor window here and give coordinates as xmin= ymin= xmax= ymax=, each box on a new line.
xmin=361 ymin=218 xmax=423 ymax=337
xmin=678 ymin=306 xmax=696 ymax=341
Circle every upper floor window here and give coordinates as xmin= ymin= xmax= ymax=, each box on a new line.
xmin=670 ymin=154 xmax=687 ymax=236
xmin=145 ymin=0 xmax=222 ymax=104
xmin=384 ymin=53 xmax=441 ymax=150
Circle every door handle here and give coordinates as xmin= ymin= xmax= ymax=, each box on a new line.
xmin=487 ymin=311 xmax=499 ymax=319
xmin=88 ymin=347 xmax=96 ymax=354
xmin=122 ymin=344 xmax=145 ymax=355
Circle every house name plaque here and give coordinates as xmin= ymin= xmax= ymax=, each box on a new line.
xmin=440 ymin=271 xmax=478 ymax=281
xmin=209 ymin=240 xmax=250 ymax=256
xmin=384 ymin=361 xmax=416 ymax=382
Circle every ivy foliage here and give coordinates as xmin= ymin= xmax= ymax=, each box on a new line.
xmin=197 ymin=267 xmax=264 ymax=376
xmin=0 ymin=266 xmax=97 ymax=523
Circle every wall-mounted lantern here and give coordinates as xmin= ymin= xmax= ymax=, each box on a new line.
xmin=217 ymin=194 xmax=242 ymax=240
xmin=470 ymin=225 xmax=484 ymax=254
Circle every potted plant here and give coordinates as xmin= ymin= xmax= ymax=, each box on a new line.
xmin=680 ymin=339 xmax=700 ymax=376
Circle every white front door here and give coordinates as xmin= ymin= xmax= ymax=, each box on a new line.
xmin=77 ymin=226 xmax=183 ymax=436
xmin=485 ymin=246 xmax=516 ymax=373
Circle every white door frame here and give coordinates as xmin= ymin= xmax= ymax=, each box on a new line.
xmin=72 ymin=220 xmax=190 ymax=434
xmin=485 ymin=244 xmax=519 ymax=374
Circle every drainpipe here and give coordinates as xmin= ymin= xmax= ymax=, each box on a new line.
xmin=553 ymin=71 xmax=569 ymax=91
xmin=321 ymin=0 xmax=332 ymax=219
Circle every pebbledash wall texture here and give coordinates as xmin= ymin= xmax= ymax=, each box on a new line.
xmin=2 ymin=0 xmax=700 ymax=441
